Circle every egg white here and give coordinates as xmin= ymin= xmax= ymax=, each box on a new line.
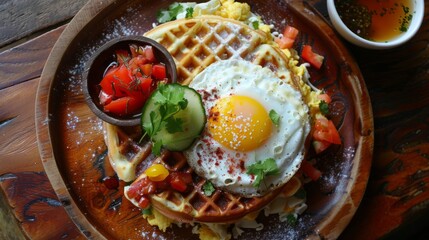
xmin=185 ymin=59 xmax=310 ymax=197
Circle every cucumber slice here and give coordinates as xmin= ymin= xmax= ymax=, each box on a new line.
xmin=141 ymin=83 xmax=206 ymax=151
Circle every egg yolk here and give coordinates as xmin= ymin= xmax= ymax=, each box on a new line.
xmin=208 ymin=95 xmax=272 ymax=152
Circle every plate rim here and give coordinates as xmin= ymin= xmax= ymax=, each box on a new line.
xmin=35 ymin=0 xmax=374 ymax=239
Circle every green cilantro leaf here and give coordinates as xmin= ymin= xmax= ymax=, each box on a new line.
xmin=202 ymin=181 xmax=215 ymax=196
xmin=286 ymin=214 xmax=297 ymax=226
xmin=152 ymin=140 xmax=163 ymax=156
xmin=142 ymin=207 xmax=152 ymax=215
xmin=269 ymin=109 xmax=280 ymax=127
xmin=142 ymin=84 xmax=189 ymax=155
xmin=165 ymin=117 xmax=184 ymax=133
xmin=252 ymin=21 xmax=259 ymax=30
xmin=185 ymin=7 xmax=194 ymax=19
xmin=246 ymin=158 xmax=280 ymax=187
xmin=157 ymin=3 xmax=185 ymax=23
xmin=319 ymin=100 xmax=329 ymax=115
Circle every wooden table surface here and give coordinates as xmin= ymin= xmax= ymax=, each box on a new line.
xmin=1 ymin=0 xmax=429 ymax=239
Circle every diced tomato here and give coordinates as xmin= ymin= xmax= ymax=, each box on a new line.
xmin=126 ymin=178 xmax=146 ymax=199
xmin=129 ymin=55 xmax=148 ymax=76
xmin=318 ymin=93 xmax=332 ymax=104
xmin=152 ymin=64 xmax=166 ymax=79
xmin=283 ymin=26 xmax=299 ymax=39
xmin=313 ymin=140 xmax=331 ymax=154
xmin=138 ymin=195 xmax=151 ymax=209
xmin=129 ymin=44 xmax=139 ymax=58
xmin=136 ymin=77 xmax=152 ymax=94
xmin=97 ymin=43 xmax=170 ymax=118
xmin=313 ymin=116 xmax=341 ymax=145
xmin=300 ymin=160 xmax=322 ymax=181
xmin=115 ymin=49 xmax=130 ymax=65
xmin=143 ymin=46 xmax=156 ymax=62
xmin=99 ymin=65 xmax=133 ymax=97
xmin=275 ymin=37 xmax=295 ymax=49
xmin=170 ymin=178 xmax=187 ymax=192
xmin=98 ymin=90 xmax=113 ymax=105
xmin=103 ymin=96 xmax=141 ymax=116
xmin=169 ymin=172 xmax=192 ymax=192
xmin=141 ymin=64 xmax=152 ymax=77
xmin=275 ymin=26 xmax=299 ymax=49
xmin=301 ymin=45 xmax=324 ymax=69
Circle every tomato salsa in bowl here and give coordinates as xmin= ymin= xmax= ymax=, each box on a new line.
xmin=82 ymin=36 xmax=177 ymax=126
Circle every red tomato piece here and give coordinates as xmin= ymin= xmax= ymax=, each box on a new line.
xmin=313 ymin=116 xmax=341 ymax=145
xmin=170 ymin=178 xmax=187 ymax=192
xmin=129 ymin=44 xmax=139 ymax=58
xmin=138 ymin=196 xmax=151 ymax=209
xmin=169 ymin=172 xmax=192 ymax=192
xmin=129 ymin=55 xmax=148 ymax=76
xmin=300 ymin=160 xmax=322 ymax=181
xmin=126 ymin=178 xmax=146 ymax=199
xmin=275 ymin=37 xmax=295 ymax=49
xmin=137 ymin=77 xmax=152 ymax=93
xmin=275 ymin=26 xmax=299 ymax=49
xmin=103 ymin=96 xmax=141 ymax=116
xmin=99 ymin=65 xmax=133 ymax=98
xmin=318 ymin=93 xmax=332 ymax=104
xmin=283 ymin=25 xmax=299 ymax=39
xmin=98 ymin=90 xmax=113 ymax=105
xmin=99 ymin=67 xmax=118 ymax=96
xmin=301 ymin=45 xmax=324 ymax=69
xmin=152 ymin=64 xmax=166 ymax=79
xmin=115 ymin=49 xmax=130 ymax=65
xmin=141 ymin=63 xmax=153 ymax=77
xmin=143 ymin=46 xmax=156 ymax=62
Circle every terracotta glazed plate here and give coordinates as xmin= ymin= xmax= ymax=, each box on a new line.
xmin=36 ymin=0 xmax=373 ymax=239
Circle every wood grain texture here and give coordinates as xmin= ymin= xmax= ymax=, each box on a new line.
xmin=0 ymin=78 xmax=42 ymax=173
xmin=0 ymin=0 xmax=87 ymax=48
xmin=0 ymin=25 xmax=66 ymax=90
xmin=0 ymin=172 xmax=84 ymax=239
xmin=0 ymin=24 xmax=83 ymax=239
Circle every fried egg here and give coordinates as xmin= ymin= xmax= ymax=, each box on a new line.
xmin=184 ymin=59 xmax=310 ymax=197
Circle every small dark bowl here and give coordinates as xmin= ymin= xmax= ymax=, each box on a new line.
xmin=82 ymin=36 xmax=177 ymax=126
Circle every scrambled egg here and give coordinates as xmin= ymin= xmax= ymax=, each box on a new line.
xmin=189 ymin=0 xmax=273 ymax=38
xmin=216 ymin=0 xmax=250 ymax=21
xmin=143 ymin=208 xmax=173 ymax=232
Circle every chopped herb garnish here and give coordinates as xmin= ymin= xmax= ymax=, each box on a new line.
xmin=286 ymin=214 xmax=297 ymax=226
xmin=157 ymin=3 xmax=185 ymax=23
xmin=319 ymin=100 xmax=329 ymax=115
xmin=152 ymin=139 xmax=163 ymax=156
xmin=142 ymin=207 xmax=152 ymax=215
xmin=247 ymin=158 xmax=280 ymax=188
xmin=142 ymin=84 xmax=188 ymax=155
xmin=185 ymin=7 xmax=194 ymax=18
xmin=269 ymin=109 xmax=280 ymax=127
xmin=252 ymin=21 xmax=259 ymax=30
xmin=202 ymin=181 xmax=215 ymax=196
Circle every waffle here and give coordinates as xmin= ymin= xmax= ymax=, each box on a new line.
xmin=144 ymin=16 xmax=301 ymax=91
xmin=104 ymin=16 xmax=306 ymax=223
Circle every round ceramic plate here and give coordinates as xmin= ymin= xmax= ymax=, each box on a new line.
xmin=36 ymin=0 xmax=373 ymax=239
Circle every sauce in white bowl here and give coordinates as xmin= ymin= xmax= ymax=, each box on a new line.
xmin=327 ymin=0 xmax=424 ymax=49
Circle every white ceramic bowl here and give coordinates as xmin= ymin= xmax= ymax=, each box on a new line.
xmin=327 ymin=0 xmax=424 ymax=49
